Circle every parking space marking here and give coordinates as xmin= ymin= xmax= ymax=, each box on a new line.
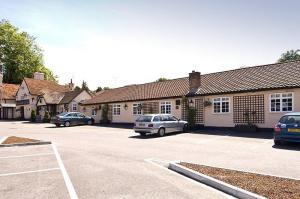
xmin=0 ymin=168 xmax=60 ymax=177
xmin=144 ymin=158 xmax=235 ymax=199
xmin=52 ymin=144 xmax=78 ymax=199
xmin=0 ymin=153 xmax=54 ymax=159
xmin=0 ymin=136 xmax=8 ymax=144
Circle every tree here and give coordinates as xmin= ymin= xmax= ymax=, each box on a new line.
xmin=0 ymin=19 xmax=56 ymax=84
xmin=156 ymin=77 xmax=168 ymax=82
xmin=74 ymin=86 xmax=81 ymax=91
xmin=95 ymin=87 xmax=103 ymax=92
xmin=278 ymin=50 xmax=300 ymax=63
xmin=81 ymin=80 xmax=89 ymax=91
xmin=103 ymin=87 xmax=110 ymax=90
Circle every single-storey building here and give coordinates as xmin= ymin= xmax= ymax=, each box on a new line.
xmin=0 ymin=83 xmax=19 ymax=119
xmin=81 ymin=60 xmax=300 ymax=129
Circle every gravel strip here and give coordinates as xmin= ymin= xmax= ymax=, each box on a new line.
xmin=2 ymin=136 xmax=39 ymax=144
xmin=180 ymin=162 xmax=300 ymax=199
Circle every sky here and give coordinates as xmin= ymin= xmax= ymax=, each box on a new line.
xmin=1 ymin=0 xmax=300 ymax=90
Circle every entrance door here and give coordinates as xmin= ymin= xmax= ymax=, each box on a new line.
xmin=20 ymin=106 xmax=25 ymax=119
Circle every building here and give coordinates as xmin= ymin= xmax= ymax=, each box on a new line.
xmin=36 ymin=89 xmax=92 ymax=117
xmin=15 ymin=72 xmax=73 ymax=119
xmin=81 ymin=61 xmax=300 ymax=129
xmin=0 ymin=84 xmax=19 ymax=119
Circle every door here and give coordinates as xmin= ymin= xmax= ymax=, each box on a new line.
xmin=161 ymin=115 xmax=173 ymax=133
xmin=20 ymin=106 xmax=25 ymax=120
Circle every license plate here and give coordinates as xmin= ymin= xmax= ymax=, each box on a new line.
xmin=139 ymin=123 xmax=145 ymax=127
xmin=288 ymin=128 xmax=300 ymax=132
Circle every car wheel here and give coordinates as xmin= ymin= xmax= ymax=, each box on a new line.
xmin=87 ymin=120 xmax=92 ymax=125
xmin=158 ymin=128 xmax=165 ymax=137
xmin=182 ymin=124 xmax=188 ymax=132
xmin=274 ymin=140 xmax=281 ymax=146
xmin=139 ymin=132 xmax=146 ymax=137
xmin=55 ymin=124 xmax=60 ymax=127
xmin=64 ymin=121 xmax=71 ymax=127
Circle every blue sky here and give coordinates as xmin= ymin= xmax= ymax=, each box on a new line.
xmin=1 ymin=0 xmax=299 ymax=89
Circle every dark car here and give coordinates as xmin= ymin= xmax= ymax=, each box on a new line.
xmin=51 ymin=112 xmax=94 ymax=127
xmin=274 ymin=112 xmax=300 ymax=145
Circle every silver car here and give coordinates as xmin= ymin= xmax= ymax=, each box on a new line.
xmin=134 ymin=114 xmax=188 ymax=136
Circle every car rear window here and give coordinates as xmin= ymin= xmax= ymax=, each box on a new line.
xmin=58 ymin=112 xmax=68 ymax=116
xmin=280 ymin=115 xmax=300 ymax=124
xmin=136 ymin=116 xmax=153 ymax=122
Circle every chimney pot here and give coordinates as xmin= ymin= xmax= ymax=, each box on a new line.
xmin=33 ymin=72 xmax=44 ymax=80
xmin=189 ymin=71 xmax=201 ymax=94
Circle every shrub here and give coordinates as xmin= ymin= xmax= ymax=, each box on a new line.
xmin=30 ymin=110 xmax=36 ymax=122
xmin=43 ymin=111 xmax=50 ymax=123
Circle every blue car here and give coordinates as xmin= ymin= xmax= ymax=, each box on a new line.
xmin=50 ymin=112 xmax=94 ymax=127
xmin=274 ymin=112 xmax=300 ymax=145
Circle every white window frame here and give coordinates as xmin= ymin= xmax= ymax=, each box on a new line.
xmin=113 ymin=104 xmax=121 ymax=115
xmin=213 ymin=97 xmax=230 ymax=114
xmin=160 ymin=101 xmax=171 ymax=114
xmin=133 ymin=103 xmax=142 ymax=115
xmin=92 ymin=109 xmax=97 ymax=116
xmin=72 ymin=103 xmax=78 ymax=111
xmin=269 ymin=92 xmax=294 ymax=113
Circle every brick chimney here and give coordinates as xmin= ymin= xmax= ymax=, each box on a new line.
xmin=189 ymin=70 xmax=201 ymax=94
xmin=33 ymin=72 xmax=44 ymax=80
xmin=69 ymin=79 xmax=74 ymax=90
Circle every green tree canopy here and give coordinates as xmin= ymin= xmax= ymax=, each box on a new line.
xmin=278 ymin=49 xmax=300 ymax=63
xmin=81 ymin=80 xmax=89 ymax=91
xmin=156 ymin=77 xmax=168 ymax=82
xmin=0 ymin=19 xmax=56 ymax=84
xmin=95 ymin=87 xmax=103 ymax=92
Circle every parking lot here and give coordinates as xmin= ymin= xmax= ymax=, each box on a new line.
xmin=0 ymin=121 xmax=299 ymax=199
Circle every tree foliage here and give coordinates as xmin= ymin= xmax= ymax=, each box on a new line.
xmin=156 ymin=77 xmax=168 ymax=82
xmin=81 ymin=80 xmax=89 ymax=91
xmin=278 ymin=49 xmax=300 ymax=63
xmin=95 ymin=87 xmax=103 ymax=92
xmin=0 ymin=19 xmax=56 ymax=84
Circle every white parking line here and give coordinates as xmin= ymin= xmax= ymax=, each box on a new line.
xmin=0 ymin=168 xmax=60 ymax=177
xmin=0 ymin=153 xmax=54 ymax=159
xmin=52 ymin=144 xmax=78 ymax=199
xmin=144 ymin=158 xmax=235 ymax=199
xmin=0 ymin=136 xmax=8 ymax=144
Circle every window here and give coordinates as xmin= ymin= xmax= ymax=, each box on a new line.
xmin=92 ymin=109 xmax=97 ymax=116
xmin=72 ymin=103 xmax=77 ymax=111
xmin=113 ymin=104 xmax=121 ymax=115
xmin=270 ymin=93 xmax=293 ymax=112
xmin=153 ymin=116 xmax=160 ymax=122
xmin=213 ymin=97 xmax=229 ymax=113
xmin=133 ymin=103 xmax=142 ymax=115
xmin=160 ymin=101 xmax=171 ymax=114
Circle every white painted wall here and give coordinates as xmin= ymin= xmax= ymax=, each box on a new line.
xmin=16 ymin=81 xmax=37 ymax=119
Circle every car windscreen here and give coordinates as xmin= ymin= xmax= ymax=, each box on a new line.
xmin=136 ymin=116 xmax=153 ymax=122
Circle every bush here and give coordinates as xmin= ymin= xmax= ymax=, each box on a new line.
xmin=43 ymin=111 xmax=50 ymax=123
xmin=30 ymin=110 xmax=36 ymax=122
xmin=235 ymin=124 xmax=257 ymax=132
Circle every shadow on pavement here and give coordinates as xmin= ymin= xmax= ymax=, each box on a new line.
xmin=128 ymin=132 xmax=184 ymax=139
xmin=272 ymin=142 xmax=300 ymax=151
xmin=190 ymin=129 xmax=273 ymax=139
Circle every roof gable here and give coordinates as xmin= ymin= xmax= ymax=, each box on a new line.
xmin=24 ymin=78 xmax=71 ymax=95
xmin=0 ymin=84 xmax=19 ymax=100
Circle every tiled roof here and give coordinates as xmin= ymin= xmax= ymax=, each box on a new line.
xmin=82 ymin=60 xmax=300 ymax=105
xmin=197 ymin=60 xmax=300 ymax=95
xmin=82 ymin=78 xmax=189 ymax=105
xmin=24 ymin=78 xmax=71 ymax=95
xmin=0 ymin=84 xmax=19 ymax=100
xmin=59 ymin=90 xmax=82 ymax=104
